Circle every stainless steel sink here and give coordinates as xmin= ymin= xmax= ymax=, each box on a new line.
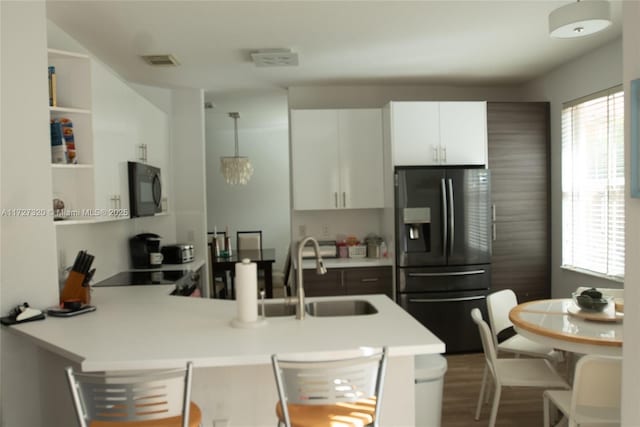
xmin=258 ymin=303 xmax=296 ymax=317
xmin=305 ymin=300 xmax=378 ymax=317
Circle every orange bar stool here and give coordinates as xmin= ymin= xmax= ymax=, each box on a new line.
xmin=65 ymin=361 xmax=202 ymax=427
xmin=271 ymin=347 xmax=387 ymax=427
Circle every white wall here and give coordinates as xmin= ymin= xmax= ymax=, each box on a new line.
xmin=622 ymin=3 xmax=640 ymax=423
xmin=171 ymin=88 xmax=208 ymax=293
xmin=1 ymin=3 xmax=59 ymax=426
xmin=288 ymin=84 xmax=525 ymax=109
xmin=205 ymin=91 xmax=290 ymax=274
xmin=521 ymin=38 xmax=623 ymax=298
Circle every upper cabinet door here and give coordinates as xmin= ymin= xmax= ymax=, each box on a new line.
xmin=338 ymin=109 xmax=384 ymax=209
xmin=291 ymin=109 xmax=340 ymax=210
xmin=391 ymin=102 xmax=440 ymax=166
xmin=439 ymin=102 xmax=487 ymax=165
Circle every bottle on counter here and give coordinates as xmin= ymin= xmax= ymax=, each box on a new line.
xmin=380 ymin=241 xmax=388 ymax=258
xmin=224 ymin=225 xmax=232 ymax=257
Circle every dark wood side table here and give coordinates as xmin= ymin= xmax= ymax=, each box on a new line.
xmin=211 ymin=249 xmax=276 ymax=298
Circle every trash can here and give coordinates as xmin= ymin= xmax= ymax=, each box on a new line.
xmin=415 ymin=354 xmax=447 ymax=427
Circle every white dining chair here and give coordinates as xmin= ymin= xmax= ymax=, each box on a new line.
xmin=471 ymin=308 xmax=569 ymax=427
xmin=543 ymin=354 xmax=622 ymax=427
xmin=271 ymin=347 xmax=387 ymax=427
xmin=65 ymin=361 xmax=202 ymax=427
xmin=487 ymin=289 xmax=562 ymax=362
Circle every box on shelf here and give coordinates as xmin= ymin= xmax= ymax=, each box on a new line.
xmin=50 ymin=118 xmax=76 ymax=164
xmin=48 ymin=66 xmax=57 ymax=107
xmin=50 ymin=119 xmax=67 ymax=164
xmin=60 ymin=118 xmax=76 ymax=164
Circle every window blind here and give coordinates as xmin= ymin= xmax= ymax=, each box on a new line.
xmin=562 ymin=87 xmax=624 ymax=280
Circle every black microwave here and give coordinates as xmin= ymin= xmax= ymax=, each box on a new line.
xmin=128 ymin=161 xmax=162 ymax=217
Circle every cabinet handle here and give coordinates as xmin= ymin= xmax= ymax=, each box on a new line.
xmin=360 ymin=278 xmax=379 ymax=283
xmin=334 ymin=192 xmax=338 ymax=208
xmin=342 ymin=192 xmax=346 ymax=208
xmin=409 ymin=296 xmax=485 ymax=303
xmin=441 ymin=146 xmax=447 ymax=163
xmin=145 ymin=144 xmax=148 ymax=162
xmin=409 ymin=270 xmax=485 ymax=277
xmin=433 ymin=146 xmax=439 ymax=162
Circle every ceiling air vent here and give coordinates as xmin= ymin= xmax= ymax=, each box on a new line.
xmin=251 ymin=49 xmax=298 ymax=67
xmin=141 ymin=54 xmax=180 ymax=66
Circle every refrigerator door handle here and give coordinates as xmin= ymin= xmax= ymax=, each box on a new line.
xmin=408 ymin=269 xmax=486 ymax=277
xmin=409 ymin=296 xmax=486 ymax=303
xmin=441 ymin=178 xmax=447 ymax=256
xmin=447 ymin=178 xmax=455 ymax=256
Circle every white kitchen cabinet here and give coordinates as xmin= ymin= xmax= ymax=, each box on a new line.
xmin=389 ymin=101 xmax=487 ymax=166
xmin=91 ymin=60 xmax=170 ymax=215
xmin=439 ymin=102 xmax=487 ymax=165
xmin=338 ymin=109 xmax=384 ymax=209
xmin=291 ymin=109 xmax=384 ymax=210
xmin=390 ymin=102 xmax=440 ymax=166
xmin=291 ymin=110 xmax=340 ymax=210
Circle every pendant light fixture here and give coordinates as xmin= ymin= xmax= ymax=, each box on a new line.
xmin=220 ymin=112 xmax=253 ymax=185
xmin=549 ymin=0 xmax=611 ymax=38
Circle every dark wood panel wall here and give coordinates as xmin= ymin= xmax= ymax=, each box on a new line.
xmin=487 ymin=103 xmax=551 ymax=302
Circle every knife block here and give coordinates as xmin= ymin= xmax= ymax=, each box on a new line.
xmin=60 ymin=271 xmax=90 ymax=305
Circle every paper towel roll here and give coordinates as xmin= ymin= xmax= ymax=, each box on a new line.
xmin=235 ymin=258 xmax=258 ymax=323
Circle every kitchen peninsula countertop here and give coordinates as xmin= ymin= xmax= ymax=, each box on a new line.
xmin=6 ymin=286 xmax=444 ymax=372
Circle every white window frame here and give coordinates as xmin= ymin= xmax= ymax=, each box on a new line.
xmin=561 ymin=86 xmax=625 ymax=282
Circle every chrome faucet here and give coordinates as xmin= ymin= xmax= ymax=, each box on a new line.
xmin=295 ymin=236 xmax=327 ymax=320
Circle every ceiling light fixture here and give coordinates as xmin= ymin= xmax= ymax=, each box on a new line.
xmin=549 ymin=0 xmax=611 ymax=38
xmin=220 ymin=112 xmax=253 ymax=185
xmin=251 ymin=48 xmax=299 ymax=67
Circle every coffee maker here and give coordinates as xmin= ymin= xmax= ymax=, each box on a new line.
xmin=129 ymin=233 xmax=162 ymax=269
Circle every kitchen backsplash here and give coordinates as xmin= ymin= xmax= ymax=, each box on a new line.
xmin=291 ymin=209 xmax=383 ymax=241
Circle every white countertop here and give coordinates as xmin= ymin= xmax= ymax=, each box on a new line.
xmin=300 ymin=257 xmax=393 ymax=269
xmin=6 ymin=287 xmax=444 ymax=372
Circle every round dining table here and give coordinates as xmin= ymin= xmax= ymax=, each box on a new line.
xmin=509 ymin=299 xmax=622 ymax=356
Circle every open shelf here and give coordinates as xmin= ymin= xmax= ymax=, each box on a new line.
xmin=47 ymin=48 xmax=89 ymax=60
xmin=54 ymin=216 xmax=129 ymax=226
xmin=51 ymin=164 xmax=93 ymax=169
xmin=49 ymin=106 xmax=91 ymax=115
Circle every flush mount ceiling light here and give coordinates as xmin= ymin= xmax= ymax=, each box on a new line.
xmin=549 ymin=0 xmax=611 ymax=38
xmin=220 ymin=113 xmax=253 ymax=185
xmin=251 ymin=48 xmax=299 ymax=67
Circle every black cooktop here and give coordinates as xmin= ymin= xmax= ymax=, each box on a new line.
xmin=94 ymin=270 xmax=190 ymax=287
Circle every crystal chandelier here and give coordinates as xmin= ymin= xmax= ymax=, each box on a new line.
xmin=220 ymin=112 xmax=253 ymax=185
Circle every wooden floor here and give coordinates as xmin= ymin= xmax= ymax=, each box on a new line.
xmin=441 ymin=353 xmax=552 ymax=427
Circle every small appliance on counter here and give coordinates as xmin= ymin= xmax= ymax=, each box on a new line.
xmin=161 ymin=244 xmax=194 ymax=264
xmin=300 ymin=240 xmax=337 ymax=258
xmin=129 ymin=233 xmax=162 ymax=269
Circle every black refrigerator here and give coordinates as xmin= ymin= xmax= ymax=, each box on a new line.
xmin=395 ymin=167 xmax=491 ymax=353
